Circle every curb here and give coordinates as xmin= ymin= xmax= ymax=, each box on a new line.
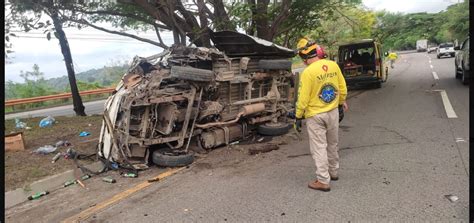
xmin=5 ymin=161 xmax=104 ymax=209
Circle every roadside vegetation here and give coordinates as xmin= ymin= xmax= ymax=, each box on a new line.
xmin=4 ymin=0 xmax=468 ymax=112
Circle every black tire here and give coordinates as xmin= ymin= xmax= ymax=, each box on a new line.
xmin=171 ymin=66 xmax=214 ymax=82
xmin=455 ymin=64 xmax=462 ymax=79
xmin=461 ymin=67 xmax=469 ymax=85
xmin=257 ymin=122 xmax=291 ymax=136
xmin=258 ymin=59 xmax=292 ymax=70
xmin=437 ymin=55 xmax=440 ymax=59
xmin=376 ymin=82 xmax=382 ymax=88
xmin=451 ymin=53 xmax=455 ymax=57
xmin=152 ymin=149 xmax=194 ymax=167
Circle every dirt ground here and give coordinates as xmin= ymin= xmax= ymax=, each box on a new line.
xmin=4 ymin=115 xmax=103 ymax=191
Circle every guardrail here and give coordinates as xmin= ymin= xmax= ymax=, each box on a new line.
xmin=5 ymin=88 xmax=115 ymax=107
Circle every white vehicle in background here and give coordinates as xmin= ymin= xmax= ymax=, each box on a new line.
xmin=437 ymin=42 xmax=455 ymax=58
xmin=416 ymin=39 xmax=428 ymax=52
xmin=427 ymin=46 xmax=437 ymax=53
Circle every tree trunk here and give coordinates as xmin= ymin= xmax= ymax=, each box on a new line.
xmin=255 ymin=0 xmax=271 ymax=40
xmin=51 ymin=10 xmax=86 ymax=116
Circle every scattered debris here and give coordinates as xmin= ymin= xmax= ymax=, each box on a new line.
xmin=368 ymin=162 xmax=373 ymax=165
xmin=55 ymin=140 xmax=71 ymax=147
xmin=88 ymin=123 xmax=92 ymax=127
xmin=5 ymin=132 xmax=26 ymax=151
xmin=445 ymin=195 xmax=459 ymax=202
xmin=76 ymin=179 xmax=86 ymax=188
xmin=64 ymin=180 xmax=77 ymax=187
xmin=64 ymin=148 xmax=77 ymax=159
xmin=147 ymin=177 xmax=160 ymax=183
xmin=15 ymin=118 xmax=27 ymax=129
xmin=27 ymin=191 xmax=49 ymax=200
xmin=33 ymin=145 xmax=57 ymax=155
xmin=39 ymin=116 xmax=55 ymax=128
xmin=102 ymin=177 xmax=116 ymax=184
xmin=110 ymin=162 xmax=119 ymax=170
xmin=51 ymin=152 xmax=62 ymax=163
xmin=132 ymin=163 xmax=149 ymax=170
xmin=121 ymin=172 xmax=138 ymax=178
xmin=25 ymin=126 xmax=32 ymax=130
xmin=281 ymin=213 xmax=286 ymax=216
xmin=79 ymin=131 xmax=91 ymax=137
xmin=81 ymin=174 xmax=91 ymax=180
xmin=248 ymin=144 xmax=280 ymax=155
xmin=257 ymin=137 xmax=264 ymax=142
xmin=229 ymin=141 xmax=240 ymax=146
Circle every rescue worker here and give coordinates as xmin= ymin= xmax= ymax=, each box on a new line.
xmin=295 ymin=37 xmax=348 ymax=192
xmin=387 ymin=51 xmax=398 ymax=68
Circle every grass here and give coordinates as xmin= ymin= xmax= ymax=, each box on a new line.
xmin=4 ymin=115 xmax=104 ymax=191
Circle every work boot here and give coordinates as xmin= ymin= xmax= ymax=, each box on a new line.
xmin=329 ymin=172 xmax=338 ymax=181
xmin=308 ymin=180 xmax=330 ymax=192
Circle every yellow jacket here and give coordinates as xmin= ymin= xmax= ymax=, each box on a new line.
xmin=296 ymin=59 xmax=347 ymax=119
xmin=388 ymin=52 xmax=398 ymax=60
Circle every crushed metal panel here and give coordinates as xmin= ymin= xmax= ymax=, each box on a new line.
xmin=210 ymin=31 xmax=296 ymax=58
xmin=156 ymin=102 xmax=178 ymax=135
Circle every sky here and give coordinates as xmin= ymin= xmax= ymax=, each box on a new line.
xmin=4 ymin=0 xmax=460 ymax=83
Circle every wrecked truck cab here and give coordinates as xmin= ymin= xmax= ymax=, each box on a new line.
xmin=98 ymin=31 xmax=296 ymax=168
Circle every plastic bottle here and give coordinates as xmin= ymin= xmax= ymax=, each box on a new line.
xmin=102 ymin=177 xmax=116 ymax=183
xmin=51 ymin=152 xmax=62 ymax=163
xmin=28 ymin=191 xmax=49 ymax=200
xmin=64 ymin=180 xmax=77 ymax=187
xmin=121 ymin=173 xmax=138 ymax=178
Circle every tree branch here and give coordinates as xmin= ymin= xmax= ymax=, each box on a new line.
xmin=71 ymin=9 xmax=171 ymax=30
xmin=269 ymin=0 xmax=291 ymax=38
xmin=69 ymin=18 xmax=168 ymax=49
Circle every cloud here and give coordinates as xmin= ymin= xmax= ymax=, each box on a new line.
xmin=6 ymin=28 xmax=174 ymax=83
xmin=362 ymin=0 xmax=459 ymax=13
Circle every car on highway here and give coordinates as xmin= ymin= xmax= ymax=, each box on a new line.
xmin=454 ymin=36 xmax=469 ymax=84
xmin=97 ymin=31 xmax=296 ymax=168
xmin=427 ymin=46 xmax=437 ymax=53
xmin=337 ymin=39 xmax=388 ymax=89
xmin=437 ymin=42 xmax=455 ymax=58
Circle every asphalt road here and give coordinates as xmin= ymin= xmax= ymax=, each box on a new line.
xmin=5 ymin=99 xmax=107 ymax=120
xmin=6 ymin=52 xmax=469 ymax=222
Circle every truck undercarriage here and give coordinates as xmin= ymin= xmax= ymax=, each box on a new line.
xmin=98 ymin=31 xmax=296 ymax=167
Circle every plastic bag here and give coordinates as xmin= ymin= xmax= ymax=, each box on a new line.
xmin=39 ymin=116 xmax=55 ymax=128
xmin=33 ymin=145 xmax=57 ymax=154
xmin=79 ymin=131 xmax=91 ymax=137
xmin=15 ymin=118 xmax=27 ymax=129
xmin=55 ymin=140 xmax=71 ymax=147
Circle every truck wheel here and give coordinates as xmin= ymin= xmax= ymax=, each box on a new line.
xmin=461 ymin=67 xmax=469 ymax=85
xmin=258 ymin=59 xmax=292 ymax=70
xmin=437 ymin=55 xmax=440 ymax=59
xmin=152 ymin=149 xmax=194 ymax=167
xmin=455 ymin=65 xmax=461 ymax=79
xmin=171 ymin=66 xmax=214 ymax=82
xmin=257 ymin=122 xmax=291 ymax=136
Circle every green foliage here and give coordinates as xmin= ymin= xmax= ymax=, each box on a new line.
xmin=373 ymin=1 xmax=468 ymax=51
xmin=308 ymin=5 xmax=376 ymax=57
xmin=5 ymin=64 xmax=57 ymax=100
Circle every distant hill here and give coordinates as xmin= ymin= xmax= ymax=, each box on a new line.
xmin=45 ymin=64 xmax=129 ymax=91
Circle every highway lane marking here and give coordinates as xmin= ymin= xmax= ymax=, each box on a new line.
xmin=429 ymin=60 xmax=432 ymax=64
xmin=455 ymin=138 xmax=466 ymax=142
xmin=430 ymin=90 xmax=458 ymax=118
xmin=432 ymin=71 xmax=439 ymax=80
xmin=61 ymin=167 xmax=186 ymax=223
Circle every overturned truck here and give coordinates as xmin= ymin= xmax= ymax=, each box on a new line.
xmin=98 ymin=31 xmax=296 ymax=167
